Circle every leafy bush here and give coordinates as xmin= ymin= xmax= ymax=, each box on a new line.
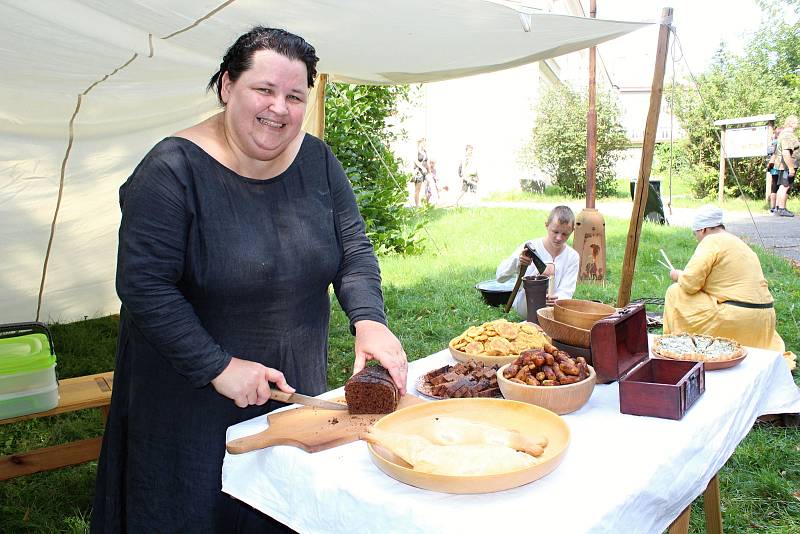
xmin=519 ymin=84 xmax=628 ymax=197
xmin=652 ymin=139 xmax=693 ymax=176
xmin=324 ymin=83 xmax=426 ymax=254
xmin=688 ymin=163 xmax=721 ymax=199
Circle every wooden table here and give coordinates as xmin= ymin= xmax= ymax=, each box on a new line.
xmin=0 ymin=371 xmax=113 ymax=480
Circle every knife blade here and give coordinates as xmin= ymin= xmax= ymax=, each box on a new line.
xmin=524 ymin=243 xmax=548 ymax=274
xmin=269 ymin=388 xmax=348 ymax=410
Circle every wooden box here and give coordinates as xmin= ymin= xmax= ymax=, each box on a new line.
xmin=589 ymin=304 xmax=705 ymax=420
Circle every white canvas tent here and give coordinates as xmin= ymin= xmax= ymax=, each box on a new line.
xmin=0 ymin=0 xmax=647 ymax=324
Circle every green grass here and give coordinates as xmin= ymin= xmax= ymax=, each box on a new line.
xmin=485 ymin=173 xmax=773 ymax=214
xmin=2 ymin=207 xmax=798 ymax=533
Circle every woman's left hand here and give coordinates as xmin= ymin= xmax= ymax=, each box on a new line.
xmin=353 ymin=320 xmax=408 ymax=395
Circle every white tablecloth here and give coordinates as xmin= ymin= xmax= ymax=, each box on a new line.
xmin=222 ymin=345 xmax=800 ymax=534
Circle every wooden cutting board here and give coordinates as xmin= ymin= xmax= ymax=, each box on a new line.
xmin=226 ymin=395 xmax=425 ymax=454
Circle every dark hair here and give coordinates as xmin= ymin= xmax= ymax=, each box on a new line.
xmin=207 ymin=27 xmax=319 ymax=106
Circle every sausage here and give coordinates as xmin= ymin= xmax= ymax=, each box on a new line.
xmin=541 ymin=364 xmax=557 ymax=382
xmin=559 ymin=362 xmax=580 ymax=376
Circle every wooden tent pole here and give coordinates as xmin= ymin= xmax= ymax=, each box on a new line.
xmin=586 ymin=0 xmax=597 ymax=208
xmin=717 ymin=126 xmax=726 ymax=204
xmin=302 ymin=73 xmax=328 ymax=139
xmin=617 ymin=7 xmax=673 ymax=307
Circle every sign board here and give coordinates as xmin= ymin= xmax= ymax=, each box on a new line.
xmin=724 ymin=125 xmax=770 ymax=158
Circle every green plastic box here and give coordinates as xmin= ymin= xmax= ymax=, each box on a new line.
xmin=0 ymin=322 xmax=59 ymax=418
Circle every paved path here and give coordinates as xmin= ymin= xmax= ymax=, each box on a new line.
xmin=451 ymin=198 xmax=800 ymax=264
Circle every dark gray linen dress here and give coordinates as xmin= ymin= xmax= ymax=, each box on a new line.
xmin=91 ymin=135 xmax=386 ymax=533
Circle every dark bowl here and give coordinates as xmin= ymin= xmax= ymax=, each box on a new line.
xmin=475 ymin=280 xmax=513 ymax=307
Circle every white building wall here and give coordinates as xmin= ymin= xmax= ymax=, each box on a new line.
xmin=392 ymin=0 xmax=645 ymax=201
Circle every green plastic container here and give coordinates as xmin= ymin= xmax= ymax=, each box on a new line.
xmin=0 ymin=322 xmax=59 ymax=418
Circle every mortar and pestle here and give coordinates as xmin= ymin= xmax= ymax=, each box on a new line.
xmin=504 ymin=243 xmax=554 ymax=323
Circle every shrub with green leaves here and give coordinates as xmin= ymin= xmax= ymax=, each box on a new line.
xmin=324 ymin=83 xmax=425 ymax=254
xmin=519 ymin=84 xmax=628 ymax=197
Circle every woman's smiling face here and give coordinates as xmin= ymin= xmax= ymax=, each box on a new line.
xmin=221 ymin=49 xmax=309 ymax=162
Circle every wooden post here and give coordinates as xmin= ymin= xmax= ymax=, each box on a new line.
xmin=586 ymin=0 xmax=597 ymax=208
xmin=302 ymin=73 xmax=328 ymax=139
xmin=718 ymin=126 xmax=726 ymax=204
xmin=765 ymin=120 xmax=774 ymax=204
xmin=573 ymin=0 xmax=607 ymax=281
xmin=617 ymin=7 xmax=673 ymax=307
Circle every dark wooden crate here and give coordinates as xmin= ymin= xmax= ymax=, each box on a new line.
xmin=589 ymin=303 xmax=705 ymax=420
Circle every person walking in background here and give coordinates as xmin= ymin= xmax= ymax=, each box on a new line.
xmin=425 ymin=158 xmax=441 ymax=205
xmin=411 ymin=138 xmax=429 ymax=207
xmin=774 ymin=115 xmax=798 ymax=217
xmin=456 ymin=144 xmax=479 ymax=206
xmin=767 ymin=127 xmax=782 ymax=213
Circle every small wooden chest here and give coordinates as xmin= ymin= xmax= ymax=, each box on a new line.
xmin=590 ymin=304 xmax=705 ymax=420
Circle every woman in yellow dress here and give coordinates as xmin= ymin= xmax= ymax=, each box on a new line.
xmin=663 ymin=205 xmax=784 ymax=351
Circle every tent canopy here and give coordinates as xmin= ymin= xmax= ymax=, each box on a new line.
xmin=0 ymin=0 xmax=647 ymax=324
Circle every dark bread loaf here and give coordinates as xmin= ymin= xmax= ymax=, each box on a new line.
xmin=344 ymin=365 xmax=399 ymax=414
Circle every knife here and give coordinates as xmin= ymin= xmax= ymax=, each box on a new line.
xmin=524 ymin=242 xmax=548 ymax=274
xmin=270 ymin=388 xmax=348 ymax=411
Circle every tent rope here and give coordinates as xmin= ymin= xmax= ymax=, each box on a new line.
xmin=327 ymin=82 xmax=442 ymax=255
xmin=668 ymin=27 xmax=799 ymax=339
xmin=36 ymin=0 xmax=242 ymax=320
xmin=35 ymin=52 xmax=139 ymax=321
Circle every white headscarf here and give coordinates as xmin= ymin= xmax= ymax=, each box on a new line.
xmin=692 ymin=205 xmax=724 ymax=231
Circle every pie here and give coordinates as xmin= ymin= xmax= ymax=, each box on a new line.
xmin=652 ymin=334 xmax=745 ymax=362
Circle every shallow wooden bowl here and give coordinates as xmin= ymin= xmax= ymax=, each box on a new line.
xmin=553 ymin=299 xmax=615 ymax=330
xmin=448 ymin=322 xmax=551 ymax=366
xmin=536 ymin=307 xmax=591 ymax=348
xmin=448 ymin=344 xmax=518 ymax=366
xmin=497 ymin=364 xmax=596 ymax=415
xmin=366 ymin=398 xmax=570 ymax=493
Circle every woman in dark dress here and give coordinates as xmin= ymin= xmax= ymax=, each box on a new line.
xmin=91 ymin=27 xmax=408 ymax=533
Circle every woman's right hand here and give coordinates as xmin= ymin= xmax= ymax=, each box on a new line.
xmin=211 ymin=357 xmax=294 ymax=408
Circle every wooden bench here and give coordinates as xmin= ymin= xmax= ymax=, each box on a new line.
xmin=0 ymin=371 xmax=113 ymax=480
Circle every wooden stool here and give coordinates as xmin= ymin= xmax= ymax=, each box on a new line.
xmin=0 ymin=371 xmax=113 ymax=480
xmin=668 ymin=473 xmax=723 ymax=534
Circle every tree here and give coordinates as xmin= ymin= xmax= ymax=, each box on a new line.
xmin=670 ymin=6 xmax=800 ymax=198
xmin=324 ymin=84 xmax=425 ymax=254
xmin=519 ymin=83 xmax=628 ymax=197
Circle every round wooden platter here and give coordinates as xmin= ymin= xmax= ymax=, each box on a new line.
xmin=651 ymin=349 xmax=748 ymax=370
xmin=366 ymin=398 xmax=570 ymax=494
xmin=414 ymin=375 xmax=502 ymax=401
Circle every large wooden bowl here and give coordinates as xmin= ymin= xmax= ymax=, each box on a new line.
xmin=536 ymin=307 xmax=591 ymax=348
xmin=497 ymin=364 xmax=596 ymax=415
xmin=366 ymin=398 xmax=570 ymax=494
xmin=553 ymin=299 xmax=615 ymax=330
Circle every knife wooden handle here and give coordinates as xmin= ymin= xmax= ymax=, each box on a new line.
xmin=504 ymin=264 xmax=528 ymax=313
xmin=269 ymin=388 xmax=293 ymax=403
